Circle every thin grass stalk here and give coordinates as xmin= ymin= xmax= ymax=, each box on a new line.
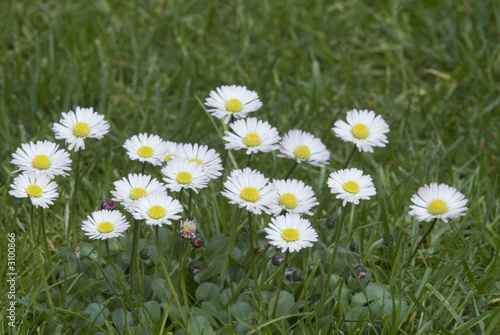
xmin=247 ymin=211 xmax=263 ymax=309
xmin=343 ymin=145 xmax=357 ymax=169
xmin=39 ymin=207 xmax=55 ymax=282
xmin=406 ymin=218 xmax=438 ymax=266
xmin=104 ymin=240 xmax=132 ymax=303
xmin=220 ymin=207 xmax=242 ymax=278
xmin=284 ymin=161 xmax=298 ymax=180
xmin=271 ymin=251 xmax=289 ymax=319
xmin=129 ymin=218 xmax=141 ymax=290
xmin=71 ymin=150 xmax=82 ymax=247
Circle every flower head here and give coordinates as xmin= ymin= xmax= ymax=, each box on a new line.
xmin=332 ymin=109 xmax=390 ymax=153
xmin=180 ymin=219 xmax=197 ymax=239
xmin=82 ymin=210 xmax=130 ymax=240
xmin=408 ymin=183 xmax=468 ymax=223
xmin=111 ymin=173 xmax=168 ymax=210
xmin=11 ymin=140 xmax=72 ymax=178
xmin=269 ymin=179 xmax=319 ymax=216
xmin=204 ymin=85 xmax=263 ymax=123
xmin=161 ymin=158 xmax=210 ymax=193
xmin=9 ymin=172 xmax=59 ymax=208
xmin=132 ymin=192 xmax=183 ymax=226
xmin=123 ymin=133 xmax=168 ymax=166
xmin=265 ymin=213 xmax=318 ymax=253
xmin=221 ymin=168 xmax=277 ymax=215
xmin=159 ymin=141 xmax=182 ymax=165
xmin=223 ymin=117 xmax=280 ymax=155
xmin=277 ymin=129 xmax=330 ymax=167
xmin=178 ymin=143 xmax=223 ymax=180
xmin=327 ymin=168 xmax=376 ymax=206
xmin=52 ymin=106 xmax=110 ymax=152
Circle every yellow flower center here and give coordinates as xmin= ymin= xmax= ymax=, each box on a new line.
xmin=278 ymin=193 xmax=298 ymax=210
xmin=294 ymin=145 xmax=311 ymax=160
xmin=164 ymin=153 xmax=177 ymax=162
xmin=343 ymin=181 xmax=360 ymax=194
xmin=32 ymin=154 xmax=51 ymax=170
xmin=26 ymin=184 xmax=43 ymax=198
xmin=282 ymin=228 xmax=300 ymax=242
xmin=183 ymin=227 xmax=192 ymax=233
xmin=189 ymin=158 xmax=204 ymax=166
xmin=130 ymin=187 xmax=147 ymax=200
xmin=177 ymin=171 xmax=193 ymax=185
xmin=72 ymin=122 xmax=91 ymax=137
xmin=243 ymin=133 xmax=261 ymax=147
xmin=351 ymin=123 xmax=370 ymax=139
xmin=240 ymin=187 xmax=260 ymax=202
xmin=137 ymin=146 xmax=154 ymax=158
xmin=427 ymin=199 xmax=448 ymax=215
xmin=225 ymin=99 xmax=243 ymax=113
xmin=97 ymin=221 xmax=114 ymax=234
xmin=148 ymin=205 xmax=166 ymax=219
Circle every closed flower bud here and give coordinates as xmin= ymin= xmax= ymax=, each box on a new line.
xmin=324 ymin=216 xmax=337 ymax=229
xmin=271 ymin=253 xmax=285 ymax=266
xmin=187 ymin=259 xmax=202 ymax=274
xmin=139 ymin=248 xmax=151 ymax=260
xmin=353 ymin=264 xmax=367 ymax=279
xmin=100 ymin=198 xmax=117 ymax=211
xmin=381 ymin=233 xmax=395 ymax=246
xmin=192 ymin=235 xmax=204 ymax=248
xmin=292 ymin=268 xmax=304 ymax=282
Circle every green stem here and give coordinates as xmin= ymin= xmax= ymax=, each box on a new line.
xmin=39 ymin=207 xmax=55 ymax=282
xmin=271 ymin=251 xmax=289 ymax=319
xmin=129 ymin=218 xmax=141 ymax=290
xmin=406 ymin=218 xmax=438 ymax=266
xmin=187 ymin=188 xmax=194 ymax=218
xmin=71 ymin=150 xmax=82 ymax=247
xmin=155 ymin=226 xmax=187 ymax=326
xmin=343 ymin=145 xmax=357 ymax=169
xmin=220 ymin=207 xmax=243 ymax=278
xmin=105 ymin=240 xmax=132 ymax=302
xmin=320 ymin=203 xmax=350 ymax=314
xmin=285 ymin=161 xmax=299 ymax=180
xmin=247 ymin=153 xmax=252 ymax=167
xmin=247 ymin=211 xmax=263 ymax=309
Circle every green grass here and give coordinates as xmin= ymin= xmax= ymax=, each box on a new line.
xmin=1 ymin=0 xmax=500 ymax=334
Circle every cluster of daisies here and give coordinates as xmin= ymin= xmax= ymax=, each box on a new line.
xmin=9 ymin=84 xmax=468 ymax=255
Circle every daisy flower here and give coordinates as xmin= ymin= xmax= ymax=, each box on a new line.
xmin=159 ymin=141 xmax=182 ymax=165
xmin=11 ymin=140 xmax=72 ymax=178
xmin=132 ymin=192 xmax=183 ymax=226
xmin=269 ymin=179 xmax=319 ymax=216
xmin=327 ymin=168 xmax=376 ymax=206
xmin=265 ymin=213 xmax=318 ymax=253
xmin=408 ymin=183 xmax=468 ymax=223
xmin=82 ymin=210 xmax=130 ymax=240
xmin=332 ymin=109 xmax=390 ymax=153
xmin=204 ymin=85 xmax=263 ymax=123
xmin=111 ymin=174 xmax=168 ymax=210
xmin=52 ymin=106 xmax=110 ymax=152
xmin=180 ymin=219 xmax=197 ymax=239
xmin=123 ymin=133 xmax=168 ymax=166
xmin=161 ymin=158 xmax=210 ymax=193
xmin=221 ymin=168 xmax=278 ymax=215
xmin=277 ymin=129 xmax=330 ymax=167
xmin=178 ymin=143 xmax=223 ymax=180
xmin=223 ymin=117 xmax=280 ymax=155
xmin=9 ymin=171 xmax=59 ymax=208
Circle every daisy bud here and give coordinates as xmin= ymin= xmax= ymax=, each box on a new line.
xmin=308 ymin=263 xmax=316 ymax=274
xmin=353 ymin=264 xmax=367 ymax=279
xmin=324 ymin=216 xmax=337 ymax=229
xmin=100 ymin=198 xmax=117 ymax=211
xmin=381 ymin=233 xmax=395 ymax=247
xmin=139 ymin=248 xmax=151 ymax=260
xmin=187 ymin=259 xmax=201 ymax=274
xmin=179 ymin=219 xmax=197 ymax=239
xmin=192 ymin=235 xmax=204 ymax=248
xmin=349 ymin=240 xmax=359 ymax=253
xmin=292 ymin=268 xmax=304 ymax=282
xmin=271 ymin=253 xmax=285 ymax=266
xmin=254 ymin=245 xmax=264 ymax=254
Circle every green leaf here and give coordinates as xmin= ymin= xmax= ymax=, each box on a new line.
xmin=140 ymin=301 xmax=162 ymax=325
xmin=351 ymin=283 xmax=391 ymax=306
xmin=188 ymin=315 xmax=214 ymax=335
xmin=268 ymin=291 xmax=295 ymax=317
xmin=112 ymin=308 xmax=134 ymax=334
xmin=229 ymin=301 xmax=254 ymax=320
xmin=83 ymin=302 xmax=109 ymax=327
xmin=151 ymin=278 xmax=172 ymax=303
xmin=195 ymin=282 xmax=221 ymax=302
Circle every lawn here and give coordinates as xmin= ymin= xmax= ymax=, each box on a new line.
xmin=1 ymin=0 xmax=500 ymax=334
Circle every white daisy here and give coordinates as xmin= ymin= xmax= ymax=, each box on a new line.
xmin=132 ymin=192 xmax=183 ymax=226
xmin=223 ymin=117 xmax=280 ymax=155
xmin=327 ymin=168 xmax=376 ymax=206
xmin=265 ymin=213 xmax=318 ymax=253
xmin=204 ymin=85 xmax=263 ymax=123
xmin=52 ymin=106 xmax=110 ymax=152
xmin=161 ymin=158 xmax=210 ymax=193
xmin=82 ymin=210 xmax=130 ymax=240
xmin=179 ymin=219 xmax=197 ymax=239
xmin=409 ymin=183 xmax=468 ymax=223
xmin=332 ymin=109 xmax=390 ymax=153
xmin=221 ymin=168 xmax=278 ymax=215
xmin=277 ymin=129 xmax=330 ymax=167
xmin=159 ymin=141 xmax=182 ymax=165
xmin=11 ymin=140 xmax=72 ymax=178
xmin=123 ymin=133 xmax=168 ymax=166
xmin=9 ymin=171 xmax=59 ymax=208
xmin=178 ymin=143 xmax=223 ymax=180
xmin=269 ymin=179 xmax=319 ymax=216
xmin=111 ymin=174 xmax=168 ymax=210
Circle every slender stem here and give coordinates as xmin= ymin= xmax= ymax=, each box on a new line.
xmin=178 ymin=241 xmax=192 ymax=319
xmin=141 ymin=161 xmax=146 ymax=174
xmin=168 ymin=223 xmax=178 ymax=268
xmin=320 ymin=203 xmax=349 ymax=313
xmin=97 ymin=240 xmax=102 ymax=279
xmin=187 ymin=188 xmax=194 ymax=218
xmin=105 ymin=240 xmax=132 ymax=302
xmin=129 ymin=218 xmax=141 ymax=290
xmin=71 ymin=150 xmax=82 ymax=247
xmin=247 ymin=153 xmax=252 ymax=167
xmin=220 ymin=207 xmax=243 ymax=278
xmin=155 ymin=226 xmax=187 ymax=326
xmin=247 ymin=211 xmax=263 ymax=309
xmin=39 ymin=208 xmax=54 ymax=281
xmin=343 ymin=145 xmax=357 ymax=169
xmin=406 ymin=218 xmax=438 ymax=266
xmin=30 ymin=203 xmax=54 ymax=309
xmin=271 ymin=251 xmax=289 ymax=319
xmin=285 ymin=161 xmax=299 ymax=180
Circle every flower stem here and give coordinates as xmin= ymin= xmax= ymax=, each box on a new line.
xmin=39 ymin=207 xmax=55 ymax=282
xmin=343 ymin=145 xmax=357 ymax=169
xmin=271 ymin=251 xmax=289 ymax=319
xmin=285 ymin=161 xmax=299 ymax=180
xmin=105 ymin=240 xmax=132 ymax=302
xmin=129 ymin=218 xmax=141 ymax=290
xmin=247 ymin=211 xmax=263 ymax=309
xmin=187 ymin=188 xmax=194 ymax=218
xmin=406 ymin=218 xmax=438 ymax=266
xmin=220 ymin=207 xmax=242 ymax=278
xmin=71 ymin=150 xmax=82 ymax=247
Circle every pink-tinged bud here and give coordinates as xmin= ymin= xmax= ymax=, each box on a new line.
xmin=358 ymin=272 xmax=366 ymax=279
xmin=100 ymin=198 xmax=117 ymax=211
xmin=179 ymin=219 xmax=197 ymax=239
